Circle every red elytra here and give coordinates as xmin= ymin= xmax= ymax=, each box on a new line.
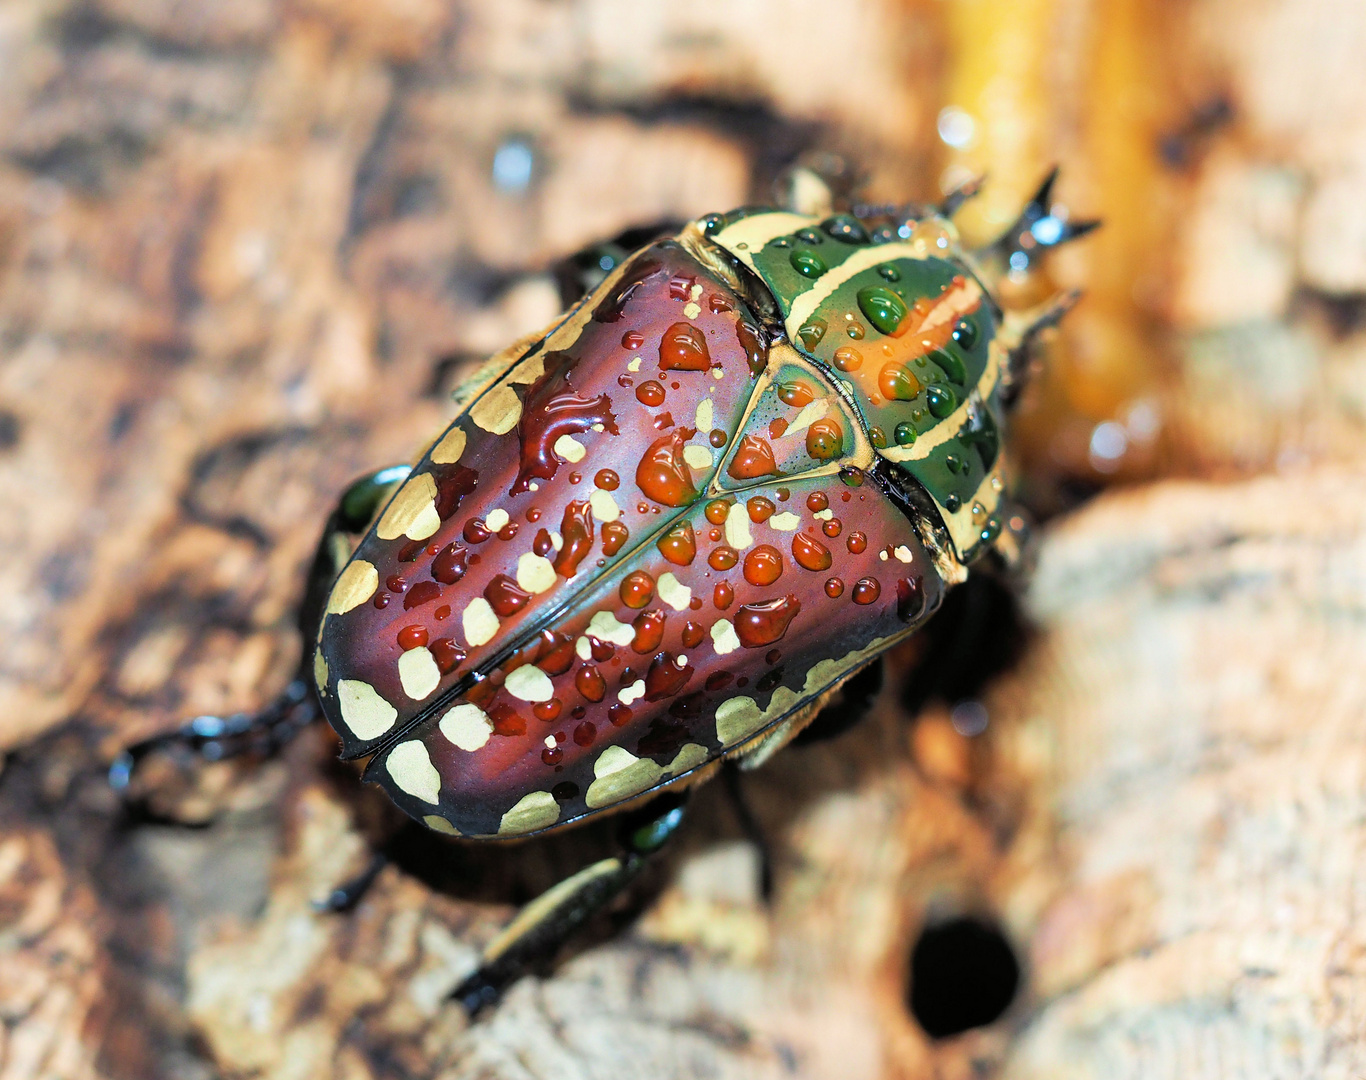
xmin=316 ymin=232 xmax=953 ymax=839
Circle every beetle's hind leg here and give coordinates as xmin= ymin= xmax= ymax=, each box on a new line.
xmin=452 ymin=793 xmax=689 ymax=1015
xmin=110 ymin=465 xmax=411 ymax=796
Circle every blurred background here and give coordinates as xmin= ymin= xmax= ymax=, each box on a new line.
xmin=2 ymin=1 xmax=1365 ymax=1078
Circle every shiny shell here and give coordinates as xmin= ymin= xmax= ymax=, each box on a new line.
xmin=315 ymin=216 xmax=1002 ymax=838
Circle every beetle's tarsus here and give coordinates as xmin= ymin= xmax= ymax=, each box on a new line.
xmin=109 ymin=679 xmax=317 ymax=796
xmin=314 ymin=851 xmax=389 ymax=913
xmin=721 ymin=764 xmax=775 ymax=902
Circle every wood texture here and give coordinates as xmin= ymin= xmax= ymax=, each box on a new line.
xmin=1 ymin=1 xmax=1364 ymax=1077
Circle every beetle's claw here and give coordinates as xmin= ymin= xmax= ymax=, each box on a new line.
xmin=985 ymin=167 xmax=1101 ymax=274
xmin=938 ymin=173 xmax=986 ymax=218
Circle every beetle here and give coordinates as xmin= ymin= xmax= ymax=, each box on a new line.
xmin=112 ymin=170 xmax=1094 ymax=1012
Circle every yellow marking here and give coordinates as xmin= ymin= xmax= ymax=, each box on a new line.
xmin=439 ymin=703 xmax=493 ymax=751
xmin=575 ymin=635 xmax=592 ymax=659
xmin=724 ymin=502 xmax=753 ymax=549
xmin=588 ymin=488 xmax=620 ymax=522
xmin=715 ymin=696 xmax=762 ymax=745
xmin=711 ymin=211 xmax=814 ymax=274
xmin=665 ymin=743 xmax=709 ymax=774
xmin=462 ymin=598 xmax=499 ymax=646
xmin=710 ymin=619 xmax=740 ymax=655
xmin=398 ymin=647 xmax=441 ymax=700
xmin=469 ymin=384 xmax=522 ymax=434
xmin=376 ymin=474 xmax=441 ymax=542
xmin=337 ymin=680 xmax=397 ymax=740
xmin=769 ymin=512 xmax=800 ymax=531
xmin=813 ymin=509 xmax=833 ymax=521
xmin=657 ymin=572 xmax=691 ymax=611
xmin=326 ymin=560 xmax=378 ymax=615
xmin=485 ymin=508 xmax=509 ymax=533
xmin=498 ymin=790 xmax=560 ymax=836
xmin=784 ymin=397 xmax=829 ymax=437
xmin=424 ymin=815 xmax=461 ymax=835
xmin=618 ymin=679 xmax=645 ymax=705
xmin=312 ymin=649 xmax=328 ymax=694
xmin=505 ymin=664 xmax=554 ymax=702
xmin=683 ymin=301 xmax=701 ymax=319
xmin=387 ymin=741 xmax=441 ymax=804
xmin=683 ymin=444 xmax=712 ymax=470
xmin=894 ymin=545 xmax=914 ymax=563
xmin=628 ymin=357 xmax=642 ymax=373
xmin=695 ymin=397 xmax=713 ymax=433
xmin=550 ymin=531 xmax=563 ymax=551
xmin=585 ymin=746 xmax=664 ymax=809
xmin=516 ymin=552 xmax=556 ymax=594
xmin=586 ymin=610 xmax=635 ymax=646
xmin=784 ymin=241 xmax=923 ymax=342
xmin=554 ymin=434 xmax=586 ymax=463
xmin=430 ymin=426 xmax=467 ymax=465
xmin=508 ymin=352 xmax=545 ymax=385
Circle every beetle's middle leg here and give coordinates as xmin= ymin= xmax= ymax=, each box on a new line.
xmin=110 ymin=465 xmax=411 ymax=794
xmin=451 ymin=792 xmax=689 ymax=1015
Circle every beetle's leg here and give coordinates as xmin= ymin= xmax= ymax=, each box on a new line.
xmin=719 ymin=763 xmax=775 ymax=900
xmin=792 ymin=658 xmax=886 ymax=746
xmin=109 ymin=465 xmax=411 ymax=794
xmin=451 ymin=793 xmax=689 ymax=1015
xmin=314 ymin=849 xmax=390 ymax=912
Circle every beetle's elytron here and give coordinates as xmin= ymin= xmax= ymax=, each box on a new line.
xmin=114 ymin=171 xmax=1094 ymax=1011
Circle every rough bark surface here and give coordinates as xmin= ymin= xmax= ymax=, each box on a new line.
xmin=1 ymin=1 xmax=1364 ymax=1078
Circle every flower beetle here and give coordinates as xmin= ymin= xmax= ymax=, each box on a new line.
xmin=113 ymin=171 xmax=1093 ymax=1012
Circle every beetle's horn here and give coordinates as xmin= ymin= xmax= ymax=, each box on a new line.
xmin=997 ymin=289 xmax=1082 ymax=406
xmin=984 ymin=167 xmax=1101 ymax=273
xmin=937 ymin=173 xmax=986 ymax=218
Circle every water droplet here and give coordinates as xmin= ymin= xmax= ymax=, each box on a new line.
xmin=726 ymin=435 xmax=778 ymax=480
xmin=878 ymin=362 xmax=921 ymax=401
xmin=713 ymin=581 xmax=734 ymax=609
xmin=797 ymin=320 xmax=827 ymax=350
xmin=742 ymin=545 xmax=784 ymax=586
xmin=824 ymin=578 xmax=844 ymax=598
xmin=852 ymin=577 xmax=881 ymax=605
xmin=926 ymin=384 xmax=956 ymax=419
xmin=657 ymin=521 xmax=697 ymax=565
xmin=636 ymin=380 xmax=666 ymax=406
xmin=601 ymin=520 xmax=629 ymax=555
xmin=708 ymin=546 xmax=739 ymax=571
xmin=806 ymin=417 xmax=844 ymax=460
xmin=929 ymin=348 xmax=966 ymax=386
xmin=952 ymin=319 xmax=977 ymax=350
xmin=833 ymin=346 xmax=863 ymax=372
xmin=659 ymin=322 xmax=711 ymax=371
xmin=847 ymin=531 xmax=868 ymax=554
xmin=856 ymin=286 xmax=908 ymax=336
xmin=734 ymin=595 xmax=801 ymax=648
xmin=822 ymin=215 xmax=870 ymax=243
xmin=792 ymin=531 xmax=833 ymax=571
xmin=789 ymin=248 xmax=828 ymax=278
xmin=878 ymin=263 xmax=902 ymax=282
xmin=894 ymin=422 xmax=917 ymax=446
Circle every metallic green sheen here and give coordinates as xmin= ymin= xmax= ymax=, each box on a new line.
xmin=855 ymin=286 xmax=908 ymax=335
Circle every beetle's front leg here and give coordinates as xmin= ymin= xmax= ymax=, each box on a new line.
xmin=110 ymin=465 xmax=411 ymax=794
xmin=452 ymin=792 xmax=689 ymax=1015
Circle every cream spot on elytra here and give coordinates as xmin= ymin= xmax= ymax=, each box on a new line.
xmin=377 ymin=473 xmax=440 ymax=541
xmin=618 ymin=679 xmax=645 ymax=705
xmin=498 ymin=791 xmax=559 ymax=836
xmin=387 ymin=741 xmax=441 ymax=804
xmin=586 ymin=610 xmax=635 ymax=646
xmin=710 ymin=620 xmax=740 ymax=655
xmin=554 ymin=434 xmax=586 ymax=463
xmin=694 ymin=397 xmax=713 ymax=433
xmin=628 ymin=358 xmax=642 ymax=373
xmin=683 ymin=301 xmax=701 ymax=319
xmin=516 ymin=552 xmax=556 ymax=593
xmin=327 ymin=560 xmax=378 ymax=615
xmin=430 ymin=426 xmax=466 ymax=465
xmin=398 ymin=647 xmax=441 ymax=701
xmin=894 ymin=545 xmax=914 ymax=563
xmin=439 ymin=703 xmax=493 ymax=752
xmin=769 ymin=512 xmax=800 ymax=531
xmin=462 ymin=598 xmax=499 ymax=646
xmin=505 ymin=664 xmax=554 ymax=702
xmin=470 ymin=384 xmax=522 ymax=434
xmin=338 ymin=680 xmax=397 ymax=740
xmin=683 ymin=444 xmax=712 ymax=470
xmin=485 ymin=508 xmax=509 ymax=533
xmin=725 ymin=502 xmax=753 ymax=549
xmin=589 ymin=488 xmax=620 ymax=522
xmin=657 ymin=572 xmax=692 ymax=611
